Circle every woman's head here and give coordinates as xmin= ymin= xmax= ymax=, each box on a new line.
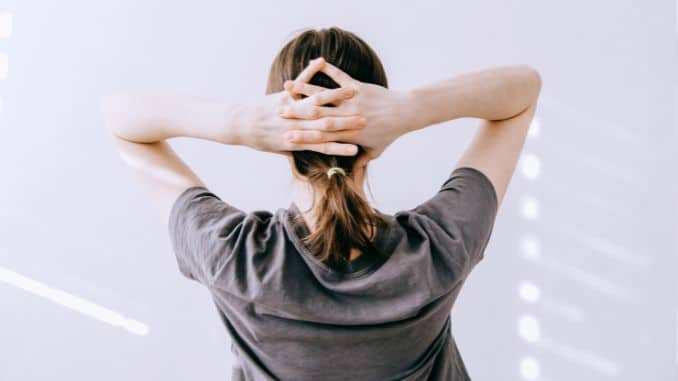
xmin=265 ymin=27 xmax=388 ymax=267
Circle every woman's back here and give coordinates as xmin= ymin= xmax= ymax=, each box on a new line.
xmin=169 ymin=166 xmax=498 ymax=380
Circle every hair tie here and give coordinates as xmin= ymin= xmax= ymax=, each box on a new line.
xmin=326 ymin=167 xmax=346 ymax=179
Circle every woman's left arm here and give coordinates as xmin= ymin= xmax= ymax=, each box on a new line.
xmin=101 ymin=89 xmax=364 ymax=224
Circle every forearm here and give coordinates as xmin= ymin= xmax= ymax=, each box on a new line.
xmin=406 ymin=65 xmax=542 ymax=131
xmin=100 ymin=94 xmax=246 ymax=144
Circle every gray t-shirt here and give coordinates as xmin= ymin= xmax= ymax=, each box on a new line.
xmin=168 ymin=166 xmax=498 ymax=381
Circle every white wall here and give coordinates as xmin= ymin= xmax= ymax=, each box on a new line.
xmin=0 ymin=1 xmax=675 ymax=380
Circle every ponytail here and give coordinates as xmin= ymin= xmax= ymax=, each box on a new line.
xmin=299 ymin=162 xmax=384 ymax=267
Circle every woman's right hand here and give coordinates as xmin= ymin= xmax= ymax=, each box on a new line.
xmin=280 ymin=57 xmax=416 ymax=169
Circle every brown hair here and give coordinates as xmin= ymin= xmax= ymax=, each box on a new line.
xmin=265 ymin=27 xmax=388 ymax=268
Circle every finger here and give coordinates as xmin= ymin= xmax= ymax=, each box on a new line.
xmin=290 ymin=142 xmax=359 ymax=156
xmin=294 ymin=57 xmax=326 ymax=84
xmin=286 ymin=116 xmax=366 ymax=132
xmin=284 ymin=80 xmax=326 ymax=97
xmin=279 ymin=87 xmax=356 ymax=119
xmin=285 ymin=129 xmax=361 ymax=144
xmin=279 ymin=103 xmax=355 ymax=119
xmin=278 ymin=103 xmax=321 ymax=119
xmin=319 ymin=59 xmax=355 ymax=88
xmin=305 ymin=87 xmax=355 ymax=106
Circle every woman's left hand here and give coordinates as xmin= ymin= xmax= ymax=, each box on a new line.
xmin=237 ymin=60 xmax=366 ymax=157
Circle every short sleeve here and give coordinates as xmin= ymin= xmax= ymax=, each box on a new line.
xmin=168 ymin=186 xmax=248 ymax=285
xmin=412 ymin=166 xmax=499 ymax=270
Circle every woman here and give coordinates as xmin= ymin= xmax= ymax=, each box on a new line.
xmin=102 ymin=27 xmax=541 ymax=381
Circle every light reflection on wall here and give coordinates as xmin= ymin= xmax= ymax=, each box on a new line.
xmin=518 ymin=117 xmax=543 ymax=380
xmin=0 ymin=9 xmax=149 ymax=338
xmin=514 ymin=94 xmax=658 ymax=379
xmin=0 ymin=9 xmax=9 ymax=120
xmin=0 ymin=9 xmax=8 ymax=84
xmin=675 ymin=2 xmax=678 ymax=372
xmin=0 ymin=9 xmax=11 ymax=39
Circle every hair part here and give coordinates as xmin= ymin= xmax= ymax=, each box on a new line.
xmin=265 ymin=27 xmax=388 ymax=268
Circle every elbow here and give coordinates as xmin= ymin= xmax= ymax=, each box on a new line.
xmin=102 ymin=118 xmax=130 ymax=141
xmin=99 ymin=95 xmax=153 ymax=143
xmin=506 ymin=64 xmax=543 ymax=106
xmin=521 ymin=65 xmax=542 ymax=101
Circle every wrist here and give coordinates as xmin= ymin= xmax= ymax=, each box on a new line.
xmin=399 ymin=88 xmax=429 ymax=134
xmin=220 ymin=102 xmax=249 ymax=146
